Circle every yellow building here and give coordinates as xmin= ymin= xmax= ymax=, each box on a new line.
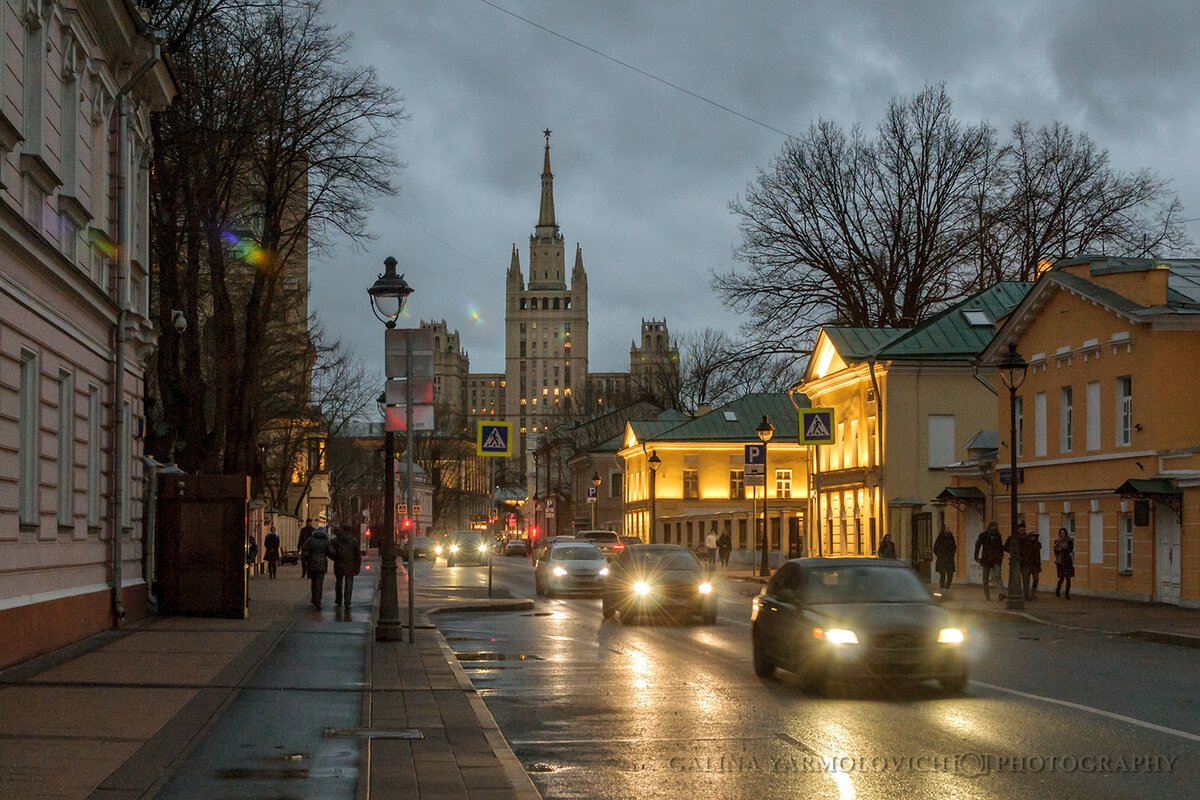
xmin=618 ymin=394 xmax=809 ymax=566
xmin=972 ymin=257 xmax=1200 ymax=606
xmin=795 ymin=283 xmax=1032 ymax=578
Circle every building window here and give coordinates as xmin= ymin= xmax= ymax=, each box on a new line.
xmin=928 ymin=414 xmax=955 ymax=468
xmin=729 ymin=470 xmax=745 ymax=500
xmin=57 ymin=372 xmax=74 ymax=527
xmin=1014 ymin=396 xmax=1024 ymax=458
xmin=1060 ymin=386 xmax=1073 ymax=453
xmin=609 ymin=472 xmax=621 ymax=499
xmin=1086 ymin=381 xmax=1101 ymax=451
xmin=776 ymin=469 xmax=792 ymax=499
xmin=1116 ymin=376 xmax=1132 ymax=446
xmin=19 ymin=350 xmax=40 ymax=526
xmin=1119 ymin=515 xmax=1133 ymax=574
xmin=1034 ymin=391 xmax=1047 ymax=457
xmin=683 ymin=468 xmax=699 ymax=500
xmin=87 ymin=386 xmax=101 ymax=529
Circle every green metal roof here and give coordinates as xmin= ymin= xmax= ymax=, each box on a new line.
xmin=935 ymin=486 xmax=986 ymax=501
xmin=650 ymin=392 xmax=810 ymax=443
xmin=1114 ymin=478 xmax=1181 ymax=496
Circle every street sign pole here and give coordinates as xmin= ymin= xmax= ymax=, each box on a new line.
xmin=405 ymin=342 xmax=415 ymax=644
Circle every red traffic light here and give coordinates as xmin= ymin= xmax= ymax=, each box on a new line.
xmin=402 ymin=517 xmax=412 ymax=529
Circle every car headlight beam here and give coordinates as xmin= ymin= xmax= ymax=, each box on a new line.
xmin=449 ymin=544 xmax=460 ymax=553
xmin=698 ymin=582 xmax=712 ymax=594
xmin=478 ymin=543 xmax=489 ymax=553
xmin=937 ymin=627 xmax=965 ymax=644
xmin=814 ymin=627 xmax=859 ymax=645
xmin=633 ymin=581 xmax=651 ymax=596
xmin=552 ymin=566 xmax=568 ymax=577
xmin=599 ymin=567 xmax=609 ymax=576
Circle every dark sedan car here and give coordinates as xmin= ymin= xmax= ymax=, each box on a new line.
xmin=751 ymin=558 xmax=968 ymax=693
xmin=400 ymin=535 xmax=434 ymax=560
xmin=602 ymin=545 xmax=716 ymax=624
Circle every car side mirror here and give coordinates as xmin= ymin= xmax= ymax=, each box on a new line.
xmin=775 ymin=587 xmax=795 ymax=604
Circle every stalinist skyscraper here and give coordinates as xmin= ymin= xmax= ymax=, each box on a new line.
xmin=504 ymin=130 xmax=589 ymax=488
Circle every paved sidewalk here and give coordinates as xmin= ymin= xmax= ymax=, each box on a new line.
xmin=0 ymin=557 xmax=541 ymax=800
xmin=717 ymin=563 xmax=1200 ymax=647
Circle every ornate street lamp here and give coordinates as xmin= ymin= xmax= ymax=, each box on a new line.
xmin=368 ymin=258 xmax=412 ymax=642
xmin=591 ymin=471 xmax=602 ymax=529
xmin=757 ymin=415 xmax=775 ymax=576
xmin=998 ymin=342 xmax=1028 ymax=611
xmin=647 ymin=450 xmax=661 ymax=543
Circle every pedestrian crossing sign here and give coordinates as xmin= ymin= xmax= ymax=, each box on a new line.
xmin=800 ymin=408 xmax=836 ymax=445
xmin=477 ymin=421 xmax=513 ymax=456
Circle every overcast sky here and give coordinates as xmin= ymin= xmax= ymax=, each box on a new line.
xmin=311 ymin=0 xmax=1200 ymax=378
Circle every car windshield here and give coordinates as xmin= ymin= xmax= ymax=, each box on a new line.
xmin=584 ymin=532 xmax=618 ymax=542
xmin=803 ymin=566 xmax=931 ymax=605
xmin=553 ymin=546 xmax=605 ymax=561
xmin=628 ymin=551 xmax=701 ymax=571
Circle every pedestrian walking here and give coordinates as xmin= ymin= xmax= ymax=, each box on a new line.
xmin=298 ymin=518 xmax=314 ymax=578
xmin=933 ymin=525 xmax=957 ymax=589
xmin=300 ymin=526 xmax=334 ymax=610
xmin=331 ymin=526 xmax=362 ymax=609
xmin=705 ymin=525 xmax=718 ymax=568
xmin=264 ymin=525 xmax=281 ymax=579
xmin=1054 ymin=527 xmax=1075 ymax=599
xmin=876 ymin=533 xmax=897 ymax=559
xmin=973 ymin=521 xmax=1004 ymax=600
xmin=717 ymin=529 xmax=732 ymax=567
xmin=1023 ymin=530 xmax=1042 ymax=600
xmin=1002 ymin=522 xmax=1031 ymax=602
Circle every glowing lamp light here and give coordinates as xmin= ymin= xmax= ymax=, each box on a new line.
xmin=634 ymin=581 xmax=651 ymax=595
xmin=698 ymin=582 xmax=712 ymax=594
xmin=553 ymin=566 xmax=568 ymax=577
xmin=938 ymin=628 xmax=966 ymax=644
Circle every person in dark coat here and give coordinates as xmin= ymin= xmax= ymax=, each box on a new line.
xmin=974 ymin=521 xmax=1005 ymax=600
xmin=264 ymin=525 xmax=281 ymax=579
xmin=331 ymin=526 xmax=362 ymax=608
xmin=298 ymin=519 xmax=314 ymax=578
xmin=1002 ymin=522 xmax=1031 ymax=602
xmin=1054 ymin=527 xmax=1075 ymax=599
xmin=1023 ymin=531 xmax=1042 ymax=599
xmin=877 ymin=533 xmax=897 ymax=559
xmin=933 ymin=526 xmax=957 ymax=589
xmin=717 ymin=529 xmax=732 ymax=567
xmin=300 ymin=526 xmax=334 ymax=609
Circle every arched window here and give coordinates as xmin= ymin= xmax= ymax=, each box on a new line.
xmin=553 ymin=298 xmax=560 ymax=310
xmin=520 ymin=298 xmax=527 ymax=310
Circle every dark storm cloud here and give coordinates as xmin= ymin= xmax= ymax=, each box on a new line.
xmin=313 ymin=0 xmax=1200 ymax=378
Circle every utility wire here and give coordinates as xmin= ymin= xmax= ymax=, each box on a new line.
xmin=477 ymin=0 xmax=795 ymax=140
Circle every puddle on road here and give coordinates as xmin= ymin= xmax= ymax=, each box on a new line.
xmin=444 ymin=636 xmax=490 ymax=642
xmin=522 ymin=612 xmax=554 ymax=617
xmin=455 ymin=651 xmax=544 ymax=662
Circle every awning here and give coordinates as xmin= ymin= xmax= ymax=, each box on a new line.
xmin=1114 ymin=478 xmax=1182 ymax=520
xmin=934 ymin=486 xmax=986 ymax=511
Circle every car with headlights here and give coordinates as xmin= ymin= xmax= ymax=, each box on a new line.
xmin=750 ymin=558 xmax=968 ymax=693
xmin=400 ymin=535 xmax=434 ymax=560
xmin=437 ymin=531 xmax=491 ymax=567
xmin=602 ymin=544 xmax=716 ymax=624
xmin=534 ymin=541 xmax=609 ymax=597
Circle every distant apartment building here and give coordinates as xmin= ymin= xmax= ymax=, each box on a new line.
xmin=0 ymin=2 xmax=177 ymax=669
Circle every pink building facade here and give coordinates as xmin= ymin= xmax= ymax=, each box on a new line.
xmin=0 ymin=1 xmax=176 ymax=669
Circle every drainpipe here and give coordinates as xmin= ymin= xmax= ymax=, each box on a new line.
xmin=972 ymin=360 xmax=998 ymax=396
xmin=110 ymin=32 xmax=166 ymax=625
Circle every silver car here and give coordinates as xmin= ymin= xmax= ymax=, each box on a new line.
xmin=535 ymin=541 xmax=609 ymax=597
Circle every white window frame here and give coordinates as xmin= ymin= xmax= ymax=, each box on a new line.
xmin=87 ymin=386 xmax=101 ymax=529
xmin=928 ymin=414 xmax=956 ymax=468
xmin=19 ymin=350 xmax=41 ymax=526
xmin=1059 ymin=386 xmax=1073 ymax=453
xmin=1086 ymin=381 xmax=1101 ymax=451
xmin=1116 ymin=376 xmax=1132 ymax=447
xmin=1034 ymin=392 xmax=1047 ymax=457
xmin=776 ymin=469 xmax=792 ymax=499
xmin=57 ymin=371 xmax=74 ymax=528
xmin=1119 ymin=515 xmax=1133 ymax=574
xmin=729 ymin=470 xmax=745 ymax=500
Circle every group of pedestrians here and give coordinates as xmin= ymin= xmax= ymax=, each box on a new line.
xmin=973 ymin=520 xmax=1074 ymax=601
xmin=299 ymin=524 xmax=362 ymax=610
xmin=703 ymin=525 xmax=734 ymax=567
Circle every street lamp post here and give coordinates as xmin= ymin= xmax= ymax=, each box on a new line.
xmin=591 ymin=471 xmax=601 ymax=529
xmin=757 ymin=415 xmax=775 ymax=577
xmin=368 ymin=257 xmax=413 ymax=642
xmin=647 ymin=450 xmax=661 ymax=543
xmin=998 ymin=342 xmax=1028 ymax=612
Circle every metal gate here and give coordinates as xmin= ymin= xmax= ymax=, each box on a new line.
xmin=912 ymin=511 xmax=933 ymax=582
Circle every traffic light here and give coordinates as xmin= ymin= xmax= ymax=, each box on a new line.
xmin=402 ymin=517 xmax=412 ymax=530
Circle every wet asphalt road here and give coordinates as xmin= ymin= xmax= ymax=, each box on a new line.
xmin=436 ymin=556 xmax=1200 ymax=800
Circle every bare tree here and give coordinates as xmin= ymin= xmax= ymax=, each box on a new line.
xmin=718 ymin=84 xmax=1189 ymax=355
xmin=675 ymin=328 xmax=802 ymax=410
xmin=144 ymin=0 xmax=405 ymax=476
